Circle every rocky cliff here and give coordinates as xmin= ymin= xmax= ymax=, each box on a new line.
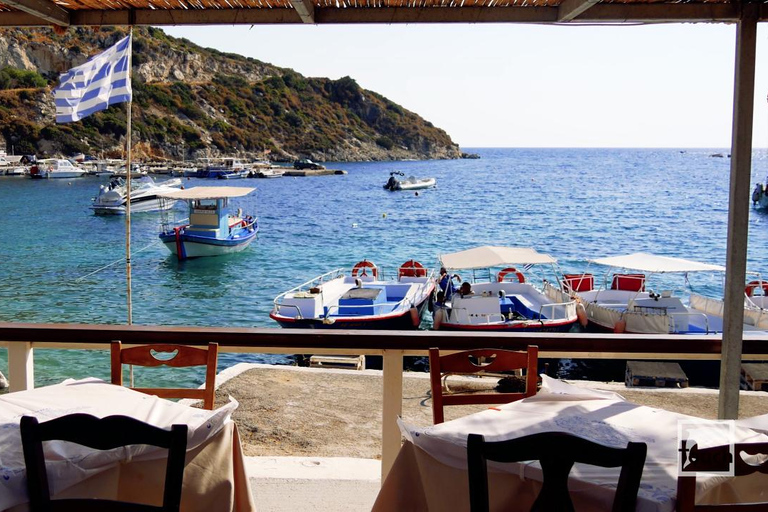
xmin=0 ymin=27 xmax=461 ymax=162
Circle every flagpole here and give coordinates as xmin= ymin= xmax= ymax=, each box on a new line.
xmin=125 ymin=26 xmax=133 ymax=325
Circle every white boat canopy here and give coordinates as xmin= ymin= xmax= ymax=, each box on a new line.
xmin=440 ymin=246 xmax=557 ymax=270
xmin=157 ymin=186 xmax=255 ymax=200
xmin=589 ymin=252 xmax=726 ymax=273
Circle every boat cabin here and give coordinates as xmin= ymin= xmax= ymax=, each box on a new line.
xmin=188 ymin=197 xmax=236 ymax=238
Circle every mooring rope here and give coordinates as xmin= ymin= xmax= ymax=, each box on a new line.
xmin=74 ymin=241 xmax=160 ymax=282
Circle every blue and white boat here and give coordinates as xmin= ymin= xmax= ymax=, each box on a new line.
xmin=157 ymin=186 xmax=258 ymax=260
xmin=270 ymin=260 xmax=435 ymax=329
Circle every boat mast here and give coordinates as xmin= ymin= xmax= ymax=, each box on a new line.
xmin=125 ymin=26 xmax=133 ymax=325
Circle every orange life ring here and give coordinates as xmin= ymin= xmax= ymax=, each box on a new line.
xmin=352 ymin=260 xmax=378 ymax=279
xmin=745 ymin=280 xmax=768 ymax=297
xmin=497 ymin=267 xmax=526 ymax=283
xmin=399 ymin=259 xmax=427 ymax=278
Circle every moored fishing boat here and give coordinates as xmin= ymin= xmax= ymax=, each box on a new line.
xmin=91 ymin=176 xmax=182 ymax=215
xmin=433 ymin=246 xmax=578 ymax=332
xmin=567 ymin=252 xmax=768 ymax=334
xmin=383 ymin=171 xmax=436 ymax=191
xmin=157 ymin=186 xmax=258 ymax=260
xmin=270 ymin=259 xmax=435 ymax=329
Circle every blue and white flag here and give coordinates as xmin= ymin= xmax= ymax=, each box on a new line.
xmin=53 ymin=35 xmax=132 ymax=124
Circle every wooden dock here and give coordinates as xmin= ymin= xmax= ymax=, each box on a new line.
xmin=625 ymin=361 xmax=689 ymax=388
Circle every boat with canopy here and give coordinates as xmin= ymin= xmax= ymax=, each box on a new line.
xmin=567 ymin=252 xmax=768 ymax=334
xmin=157 ymin=186 xmax=258 ymax=260
xmin=433 ymin=246 xmax=578 ymax=332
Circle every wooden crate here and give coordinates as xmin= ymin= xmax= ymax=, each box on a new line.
xmin=625 ymin=361 xmax=689 ymax=388
xmin=309 ymin=355 xmax=365 ymax=371
xmin=741 ymin=363 xmax=768 ymax=391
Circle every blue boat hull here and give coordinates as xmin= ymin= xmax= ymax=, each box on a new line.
xmin=159 ymin=225 xmax=258 ymax=259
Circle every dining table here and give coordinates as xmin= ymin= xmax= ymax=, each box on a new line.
xmin=0 ymin=377 xmax=255 ymax=512
xmin=373 ymin=376 xmax=768 ymax=512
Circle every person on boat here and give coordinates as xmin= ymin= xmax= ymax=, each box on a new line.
xmin=438 ymin=267 xmax=460 ymax=300
xmin=459 ymin=281 xmax=473 ymax=298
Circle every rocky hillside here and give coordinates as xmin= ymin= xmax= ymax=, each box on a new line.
xmin=0 ymin=27 xmax=461 ymax=162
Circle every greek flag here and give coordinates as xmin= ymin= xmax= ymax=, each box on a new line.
xmin=53 ymin=35 xmax=132 ymax=123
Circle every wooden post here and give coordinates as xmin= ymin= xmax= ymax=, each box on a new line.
xmin=8 ymin=342 xmax=34 ymax=392
xmin=719 ymin=3 xmax=758 ymax=420
xmin=381 ymin=349 xmax=403 ymax=483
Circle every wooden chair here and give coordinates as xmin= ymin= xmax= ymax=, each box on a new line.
xmin=20 ymin=413 xmax=188 ymax=512
xmin=429 ymin=346 xmax=538 ymax=424
xmin=467 ymin=431 xmax=647 ymax=512
xmin=676 ymin=442 xmax=768 ymax=511
xmin=111 ymin=341 xmax=218 ymax=410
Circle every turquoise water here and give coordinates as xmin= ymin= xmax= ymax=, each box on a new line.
xmin=1 ymin=148 xmax=767 ymax=386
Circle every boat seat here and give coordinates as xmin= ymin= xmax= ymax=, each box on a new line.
xmin=500 ymin=295 xmax=542 ymax=319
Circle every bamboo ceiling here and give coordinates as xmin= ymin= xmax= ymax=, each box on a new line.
xmin=0 ymin=0 xmax=763 ymax=27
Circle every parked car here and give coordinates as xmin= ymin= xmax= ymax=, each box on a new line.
xmin=293 ymin=159 xmax=325 ymax=170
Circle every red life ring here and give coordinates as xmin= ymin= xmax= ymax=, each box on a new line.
xmin=745 ymin=280 xmax=768 ymax=297
xmin=352 ymin=260 xmax=378 ymax=279
xmin=399 ymin=259 xmax=427 ymax=278
xmin=497 ymin=267 xmax=526 ymax=283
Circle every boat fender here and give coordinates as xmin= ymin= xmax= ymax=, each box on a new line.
xmin=433 ymin=308 xmax=444 ymax=330
xmin=613 ymin=318 xmax=626 ymax=334
xmin=576 ymin=303 xmax=588 ymax=328
xmin=410 ymin=307 xmax=420 ymax=327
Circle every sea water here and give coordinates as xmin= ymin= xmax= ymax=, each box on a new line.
xmin=1 ymin=148 xmax=767 ymax=387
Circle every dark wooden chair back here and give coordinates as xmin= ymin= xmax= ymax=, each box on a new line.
xmin=467 ymin=432 xmax=647 ymax=512
xmin=20 ymin=413 xmax=188 ymax=512
xmin=429 ymin=346 xmax=538 ymax=424
xmin=676 ymin=442 xmax=768 ymax=511
xmin=111 ymin=341 xmax=219 ymax=410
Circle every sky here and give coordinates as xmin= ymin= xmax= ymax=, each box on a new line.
xmin=163 ymin=22 xmax=768 ymax=149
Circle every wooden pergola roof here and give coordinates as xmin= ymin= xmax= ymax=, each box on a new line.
xmin=1 ymin=0 xmax=767 ymax=28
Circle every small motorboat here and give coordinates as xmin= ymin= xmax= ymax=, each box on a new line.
xmin=433 ymin=246 xmax=578 ymax=332
xmin=270 ymin=259 xmax=435 ymax=329
xmin=218 ymin=169 xmax=250 ymax=180
xmin=568 ymin=252 xmax=768 ymax=334
xmin=383 ymin=171 xmax=436 ymax=191
xmin=28 ymin=159 xmax=87 ymax=179
xmin=157 ymin=186 xmax=258 ymax=260
xmin=91 ymin=176 xmax=182 ymax=215
xmin=752 ymin=181 xmax=768 ymax=209
xmin=252 ymin=168 xmax=285 ymax=179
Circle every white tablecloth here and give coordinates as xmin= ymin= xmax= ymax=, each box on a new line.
xmin=373 ymin=377 xmax=768 ymax=512
xmin=0 ymin=378 xmax=253 ymax=512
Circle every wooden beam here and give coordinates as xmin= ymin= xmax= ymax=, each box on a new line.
xmin=292 ymin=0 xmax=315 ymax=24
xmin=0 ymin=2 xmax=760 ymax=27
xmin=557 ymin=0 xmax=600 ymax=22
xmin=67 ymin=8 xmax=303 ymax=27
xmin=718 ymin=3 xmax=758 ymax=420
xmin=1 ymin=0 xmax=68 ymax=26
xmin=3 ymin=322 xmax=768 ymax=356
